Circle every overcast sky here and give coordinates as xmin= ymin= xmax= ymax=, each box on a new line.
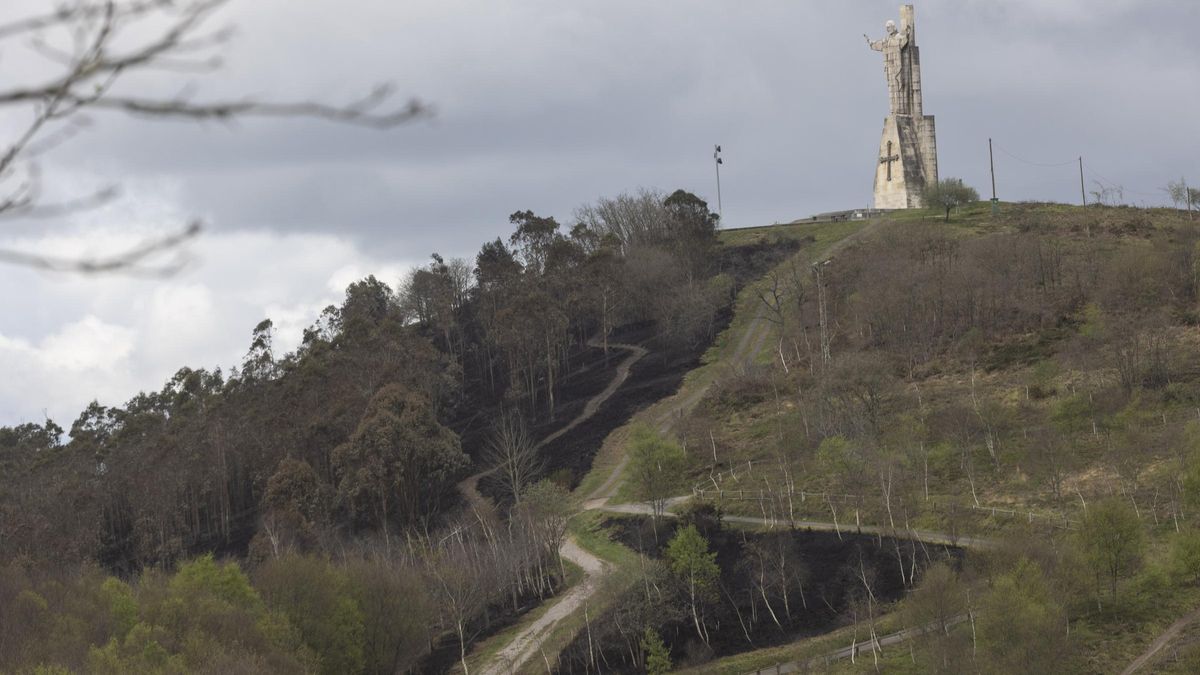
xmin=1 ymin=0 xmax=1197 ymax=427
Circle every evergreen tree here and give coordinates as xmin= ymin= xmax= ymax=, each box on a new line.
xmin=640 ymin=627 xmax=671 ymax=675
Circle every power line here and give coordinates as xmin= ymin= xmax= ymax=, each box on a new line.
xmin=992 ymin=139 xmax=1171 ymax=204
xmin=992 ymin=142 xmax=1078 ymax=168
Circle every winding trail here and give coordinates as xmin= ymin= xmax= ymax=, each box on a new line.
xmin=468 ymin=338 xmax=646 ymax=675
xmin=1121 ymin=607 xmax=1200 ymax=675
xmin=458 ymin=338 xmax=647 ymax=513
xmin=474 ymin=218 xmax=885 ymax=673
xmin=583 ymin=302 xmax=771 ymax=510
xmin=480 ymin=539 xmax=607 ymax=675
xmin=541 ymin=340 xmax=649 ymax=451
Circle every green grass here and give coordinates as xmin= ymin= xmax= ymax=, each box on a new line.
xmin=884 ymin=199 xmax=998 ymax=227
xmin=570 ymin=422 xmax=631 ymax=505
xmin=707 ymin=219 xmax=863 ymax=366
xmin=1066 ymin=529 xmax=1200 ymax=674
xmin=568 ymin=510 xmax=639 ymax=567
xmin=717 ymin=218 xmax=849 ymax=248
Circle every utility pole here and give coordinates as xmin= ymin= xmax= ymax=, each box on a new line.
xmin=1079 ymin=157 xmax=1087 ymax=207
xmin=713 ymin=144 xmax=724 ymax=224
xmin=988 ymin=138 xmax=998 ymax=216
xmin=812 ymin=259 xmax=832 ymax=367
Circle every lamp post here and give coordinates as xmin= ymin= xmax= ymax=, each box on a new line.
xmin=713 ymin=144 xmax=724 ymax=225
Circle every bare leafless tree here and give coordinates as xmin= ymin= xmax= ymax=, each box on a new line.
xmin=756 ymin=269 xmax=790 ymax=373
xmin=0 ymin=0 xmax=429 ymax=274
xmin=483 ymin=411 xmax=542 ymax=504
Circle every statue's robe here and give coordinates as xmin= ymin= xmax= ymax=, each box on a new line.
xmin=869 ymin=31 xmax=912 ymax=115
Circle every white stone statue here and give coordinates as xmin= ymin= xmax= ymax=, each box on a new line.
xmin=863 ymin=5 xmax=938 ymax=210
xmin=865 ymin=19 xmax=913 ymax=115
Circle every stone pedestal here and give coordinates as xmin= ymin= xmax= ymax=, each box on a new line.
xmin=869 ymin=4 xmax=939 ymax=210
xmin=874 ymin=115 xmax=938 ymax=209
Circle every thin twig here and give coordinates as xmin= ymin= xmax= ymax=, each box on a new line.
xmin=0 ymin=221 xmax=200 ymax=275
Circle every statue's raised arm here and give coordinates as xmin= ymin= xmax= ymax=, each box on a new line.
xmin=866 ymin=18 xmax=912 ymax=115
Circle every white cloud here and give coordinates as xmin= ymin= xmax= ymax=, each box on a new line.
xmin=0 ymin=317 xmax=139 ymax=426
xmin=0 ymin=213 xmax=418 ymax=427
xmin=38 ymin=316 xmax=135 ymax=373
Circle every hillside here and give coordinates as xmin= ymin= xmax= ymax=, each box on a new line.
xmin=474 ymin=201 xmax=1200 ymax=675
xmin=600 ymin=202 xmax=1200 ymax=674
xmin=4 ymin=200 xmax=1200 ymax=674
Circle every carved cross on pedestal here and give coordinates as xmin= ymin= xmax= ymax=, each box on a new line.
xmin=879 ymin=141 xmax=900 ymax=182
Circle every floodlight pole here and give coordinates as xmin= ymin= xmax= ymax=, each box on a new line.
xmin=714 ymin=144 xmax=724 ymax=224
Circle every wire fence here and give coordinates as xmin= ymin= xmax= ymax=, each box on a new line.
xmin=693 ymin=483 xmax=1079 ymax=531
xmin=685 ymin=452 xmax=1200 ymax=534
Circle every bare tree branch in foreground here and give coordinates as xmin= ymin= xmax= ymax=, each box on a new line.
xmin=0 ymin=220 xmax=200 ymax=276
xmin=0 ymin=0 xmax=431 ymax=274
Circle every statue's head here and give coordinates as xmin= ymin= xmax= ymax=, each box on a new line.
xmin=885 ymin=20 xmax=898 ymax=35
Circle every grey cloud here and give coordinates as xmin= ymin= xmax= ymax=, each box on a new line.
xmin=4 ymin=0 xmax=1199 ymax=424
xmin=35 ymin=2 xmax=1198 ymax=252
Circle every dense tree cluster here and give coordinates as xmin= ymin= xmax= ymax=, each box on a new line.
xmin=400 ymin=188 xmax=726 ymax=423
xmin=0 ymin=188 xmax=728 ymax=575
xmin=1 ymin=277 xmax=460 ymax=573
xmin=0 ymin=187 xmax=752 ymax=670
xmin=0 ymin=482 xmax=568 ymax=674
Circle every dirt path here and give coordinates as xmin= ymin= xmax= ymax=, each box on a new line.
xmin=459 ymin=339 xmax=647 ymax=513
xmin=467 ymin=339 xmax=645 ymax=675
xmin=580 ymin=307 xmax=766 ymax=510
xmin=479 ymin=538 xmax=607 ymax=675
xmin=474 ymin=304 xmax=770 ymax=670
xmin=598 ymin=502 xmax=993 ymax=550
xmin=1121 ymin=607 xmax=1200 ymax=674
xmin=539 ymin=340 xmax=648 ymax=452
